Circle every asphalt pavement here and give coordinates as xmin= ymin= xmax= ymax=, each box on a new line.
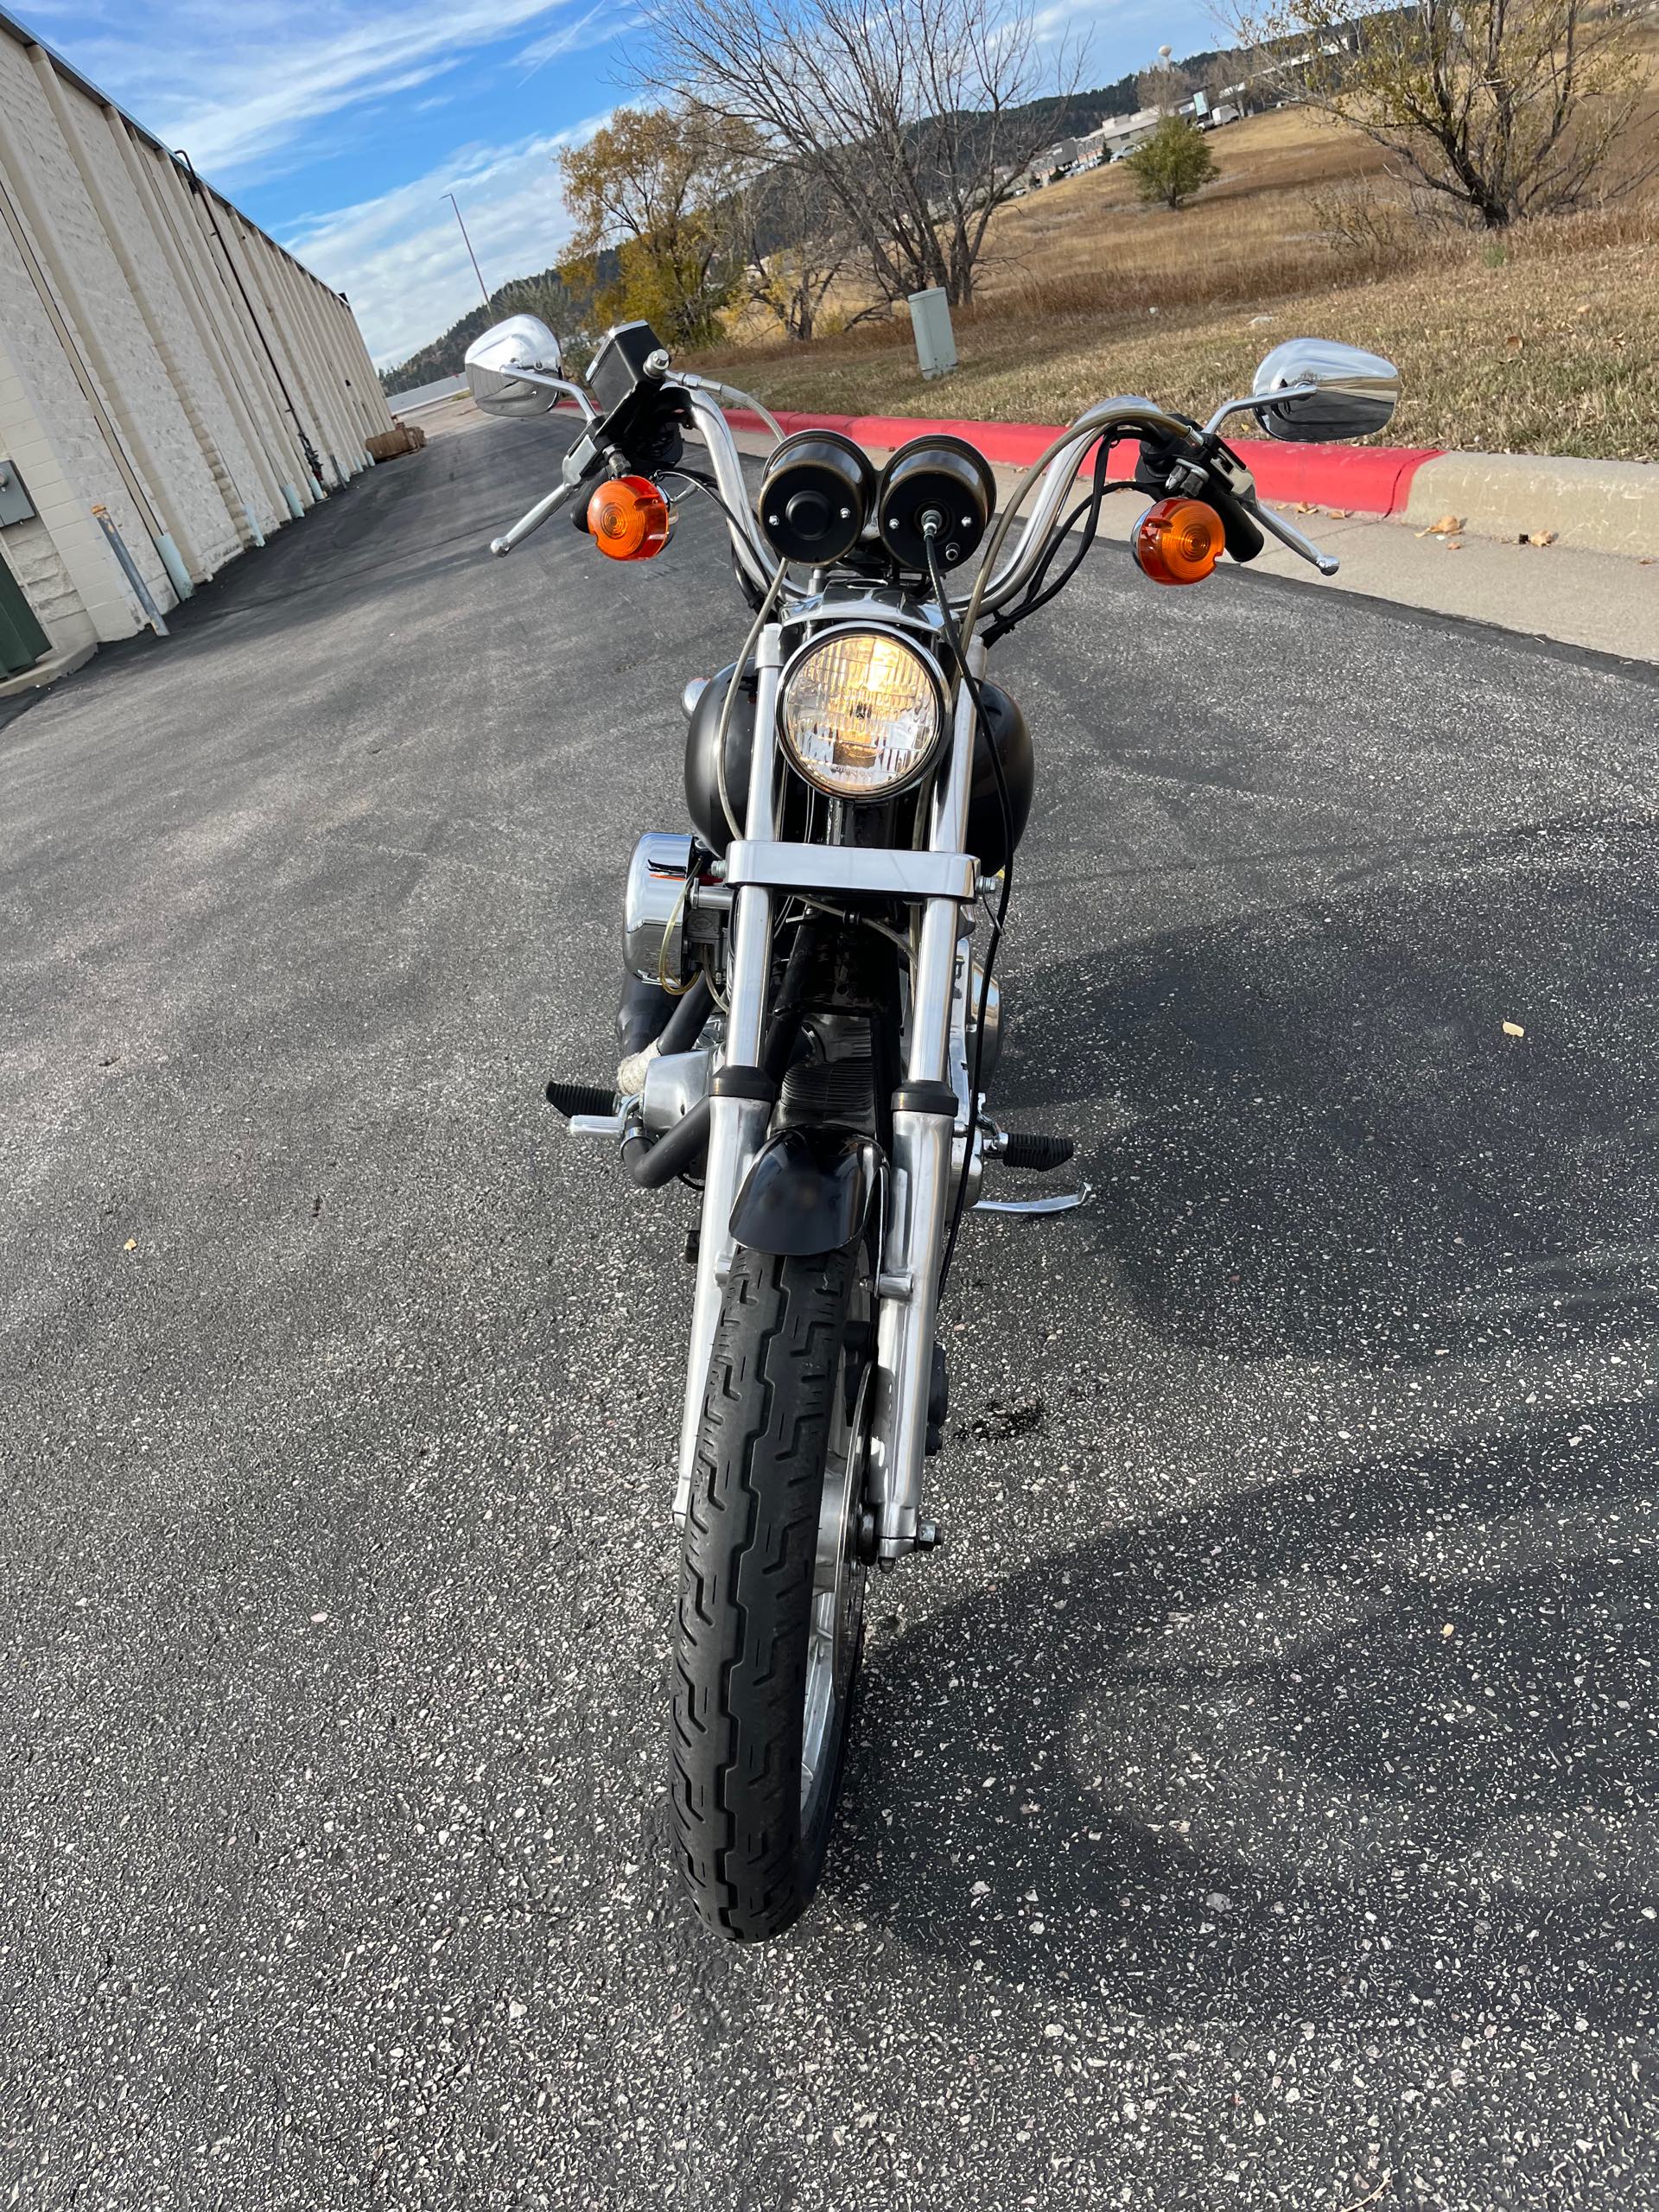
xmin=3 ymin=409 xmax=1657 ymax=2210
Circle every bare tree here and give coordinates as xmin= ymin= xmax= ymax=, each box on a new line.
xmin=738 ymin=159 xmax=864 ymax=341
xmin=1235 ymin=0 xmax=1654 ymax=228
xmin=639 ymin=0 xmax=1080 ymax=308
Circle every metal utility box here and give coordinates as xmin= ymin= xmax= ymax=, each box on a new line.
xmin=0 ymin=547 xmax=48 ymax=675
xmin=0 ymin=458 xmax=38 ymax=526
xmin=908 ymin=288 xmax=957 ymax=380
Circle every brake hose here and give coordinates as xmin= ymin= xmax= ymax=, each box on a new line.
xmin=923 ymin=529 xmax=1015 ymax=1295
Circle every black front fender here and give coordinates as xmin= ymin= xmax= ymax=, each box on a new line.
xmin=728 ymin=1126 xmax=881 ymax=1258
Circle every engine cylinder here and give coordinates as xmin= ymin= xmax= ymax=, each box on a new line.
xmin=624 ymin=832 xmax=697 ymax=985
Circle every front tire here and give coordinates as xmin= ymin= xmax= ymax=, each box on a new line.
xmin=671 ymin=1242 xmax=869 ymax=1941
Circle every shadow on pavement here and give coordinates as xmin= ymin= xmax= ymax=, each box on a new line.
xmin=839 ymin=1400 xmax=1659 ymax=2031
xmin=832 ymin=806 xmax=1659 ymax=2031
xmin=996 ymin=809 xmax=1659 ymax=1368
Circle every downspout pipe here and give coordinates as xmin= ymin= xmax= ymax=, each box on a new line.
xmin=108 ymin=115 xmax=281 ymax=538
xmin=261 ymin=239 xmax=354 ymax=480
xmin=175 ymin=149 xmax=325 ymax=495
xmin=156 ymin=151 xmax=310 ymax=518
xmin=230 ymin=218 xmax=339 ymax=490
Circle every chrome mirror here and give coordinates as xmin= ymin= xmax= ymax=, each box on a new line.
xmin=464 ymin=315 xmax=565 ymax=418
xmin=1251 ymin=340 xmax=1401 ymax=443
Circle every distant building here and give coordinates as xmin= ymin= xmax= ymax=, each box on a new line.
xmin=0 ymin=6 xmax=392 ymax=685
xmin=1024 ymin=111 xmax=1165 ymax=188
xmin=1086 ymin=109 xmax=1163 ymax=162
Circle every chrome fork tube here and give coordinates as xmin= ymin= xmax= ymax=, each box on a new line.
xmin=674 ymin=630 xmax=782 ymax=1516
xmin=866 ymin=643 xmax=983 ymax=1557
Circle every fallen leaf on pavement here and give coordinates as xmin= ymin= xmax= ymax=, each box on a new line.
xmin=1326 ymin=508 xmax=1351 ymax=518
xmin=1445 ymin=537 xmax=1463 ymax=550
xmin=1420 ymin=514 xmax=1463 ymax=537
xmin=1533 ymin=529 xmax=1556 ymax=546
xmin=123 ymin=1238 xmax=137 ymax=1251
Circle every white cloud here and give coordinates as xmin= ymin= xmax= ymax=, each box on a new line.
xmin=38 ymin=1 xmax=630 ymax=365
xmin=284 ymin=121 xmax=610 ymax=367
xmin=60 ymin=0 xmax=583 ymax=181
xmin=518 ymin=1 xmax=645 ymax=74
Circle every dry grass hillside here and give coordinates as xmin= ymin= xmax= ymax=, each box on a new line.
xmin=695 ymin=83 xmax=1659 ymax=461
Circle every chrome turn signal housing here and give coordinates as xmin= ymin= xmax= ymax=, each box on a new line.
xmin=779 ymin=629 xmax=945 ymax=801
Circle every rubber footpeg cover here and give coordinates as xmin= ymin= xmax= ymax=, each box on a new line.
xmin=1001 ymin=1131 xmax=1074 ymax=1173
xmin=545 ymin=1080 xmax=617 ymax=1118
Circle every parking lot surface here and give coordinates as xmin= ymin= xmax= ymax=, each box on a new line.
xmin=3 ymin=410 xmax=1657 ymax=2209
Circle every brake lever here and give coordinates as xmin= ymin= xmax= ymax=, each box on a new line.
xmin=1249 ymin=499 xmax=1341 ymax=577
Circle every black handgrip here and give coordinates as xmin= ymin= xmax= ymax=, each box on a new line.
xmin=1204 ymin=478 xmax=1266 ymax=564
xmin=1134 ymin=435 xmax=1265 ymax=564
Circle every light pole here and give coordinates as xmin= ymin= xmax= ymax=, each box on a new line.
xmin=442 ymin=191 xmax=491 ymax=308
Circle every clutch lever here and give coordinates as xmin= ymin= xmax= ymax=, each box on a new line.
xmin=1197 ymin=396 xmax=1342 ymax=577
xmin=489 ymin=425 xmax=612 ymax=557
xmin=490 ymin=475 xmax=576 ymax=557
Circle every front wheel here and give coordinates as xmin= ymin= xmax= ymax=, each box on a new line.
xmin=671 ymin=1241 xmax=871 ymax=1941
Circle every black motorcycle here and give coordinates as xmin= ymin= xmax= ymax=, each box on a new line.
xmin=464 ymin=312 xmax=1401 ymax=1939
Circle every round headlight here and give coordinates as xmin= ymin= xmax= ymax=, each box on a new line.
xmin=779 ymin=631 xmax=944 ymax=801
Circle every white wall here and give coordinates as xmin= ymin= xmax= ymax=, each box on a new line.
xmin=0 ymin=20 xmax=394 ymax=654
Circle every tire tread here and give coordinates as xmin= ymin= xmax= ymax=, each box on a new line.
xmin=671 ymin=1244 xmax=856 ymax=1941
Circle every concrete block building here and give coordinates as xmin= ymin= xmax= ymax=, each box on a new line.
xmin=0 ymin=5 xmax=394 ymax=686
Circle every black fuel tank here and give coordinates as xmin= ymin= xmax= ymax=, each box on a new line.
xmin=685 ymin=663 xmax=1033 ymax=874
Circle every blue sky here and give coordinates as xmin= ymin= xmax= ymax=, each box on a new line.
xmin=18 ymin=0 xmax=1217 ymax=370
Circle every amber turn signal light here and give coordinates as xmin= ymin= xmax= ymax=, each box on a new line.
xmin=1132 ymin=497 xmax=1224 ymax=587
xmin=588 ymin=475 xmax=671 ymax=561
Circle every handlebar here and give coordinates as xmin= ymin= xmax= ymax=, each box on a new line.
xmin=485 ymin=367 xmax=1340 ymax=597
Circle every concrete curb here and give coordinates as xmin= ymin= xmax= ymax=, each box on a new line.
xmin=725 ymin=405 xmax=1440 ymax=516
xmin=723 ymin=405 xmax=1657 ymax=558
xmin=1403 ymin=452 xmax=1659 ymax=560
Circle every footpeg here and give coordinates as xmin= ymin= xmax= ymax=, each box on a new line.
xmin=544 ymin=1079 xmax=618 ymax=1119
xmin=999 ymin=1130 xmax=1073 ymax=1173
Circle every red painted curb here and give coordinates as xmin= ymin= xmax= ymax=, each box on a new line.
xmin=725 ymin=405 xmax=1441 ymax=518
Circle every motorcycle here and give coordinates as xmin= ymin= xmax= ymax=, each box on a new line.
xmin=462 ymin=313 xmax=1401 ymax=1941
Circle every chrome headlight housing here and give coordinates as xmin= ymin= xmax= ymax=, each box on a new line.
xmin=778 ymin=628 xmax=945 ymax=801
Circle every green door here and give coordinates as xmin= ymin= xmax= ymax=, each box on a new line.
xmin=0 ymin=547 xmax=49 ymax=677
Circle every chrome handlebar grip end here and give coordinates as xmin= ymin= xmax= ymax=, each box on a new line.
xmin=490 ymin=474 xmax=578 ymax=557
xmin=1249 ymin=494 xmax=1341 ymax=578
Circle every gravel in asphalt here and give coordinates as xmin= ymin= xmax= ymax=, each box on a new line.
xmin=3 ymin=409 xmax=1657 ymax=2210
